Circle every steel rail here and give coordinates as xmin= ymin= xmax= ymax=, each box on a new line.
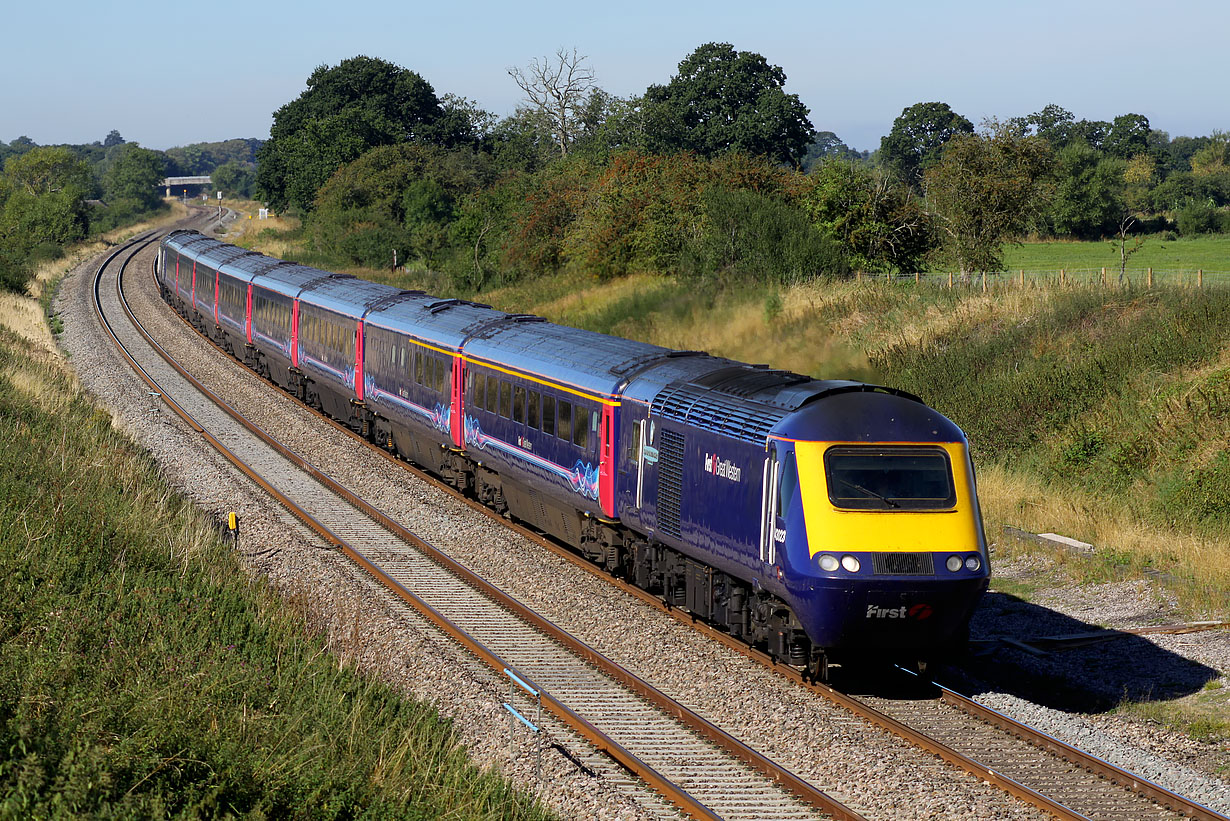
xmin=143 ymin=240 xmax=1228 ymax=821
xmin=96 ymin=237 xmax=862 ymax=821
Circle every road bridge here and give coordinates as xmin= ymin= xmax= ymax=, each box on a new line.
xmin=162 ymin=176 xmax=212 ymax=196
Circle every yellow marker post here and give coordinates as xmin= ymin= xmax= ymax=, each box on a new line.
xmin=227 ymin=512 xmax=239 ymax=551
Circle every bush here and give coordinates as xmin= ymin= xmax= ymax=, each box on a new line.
xmin=680 ymin=186 xmax=847 ymax=284
xmin=1176 ymin=200 xmax=1222 ymax=236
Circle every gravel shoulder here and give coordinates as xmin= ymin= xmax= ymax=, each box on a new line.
xmin=54 ymin=227 xmax=1227 ymax=819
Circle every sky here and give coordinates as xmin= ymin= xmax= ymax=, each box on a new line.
xmin=2 ymin=0 xmax=1227 ymax=153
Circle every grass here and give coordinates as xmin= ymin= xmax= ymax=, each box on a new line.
xmin=0 ymin=217 xmax=553 ymax=819
xmin=1115 ymin=684 xmax=1230 ymax=747
xmin=1003 ymin=232 xmax=1230 ymax=278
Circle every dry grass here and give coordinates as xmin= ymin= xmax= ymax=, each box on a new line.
xmin=0 ymin=201 xmax=191 ymax=358
xmin=979 ymin=465 xmax=1230 ymax=617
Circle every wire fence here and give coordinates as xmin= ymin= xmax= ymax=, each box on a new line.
xmin=856 ymin=267 xmax=1230 ymax=290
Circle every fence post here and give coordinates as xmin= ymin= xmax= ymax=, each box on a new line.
xmin=1147 ymin=267 xmax=1153 ymax=288
xmin=1198 ymin=269 xmax=1203 ymax=288
xmin=857 ymin=270 xmax=862 ymax=282
xmin=948 ymin=271 xmax=953 ymax=288
xmin=981 ymin=270 xmax=987 ymax=292
xmin=1019 ymin=269 xmax=1024 ymax=287
xmin=915 ymin=271 xmax=920 ymax=284
xmin=1060 ymin=269 xmax=1065 ymax=287
xmin=1101 ymin=267 xmax=1106 ymax=286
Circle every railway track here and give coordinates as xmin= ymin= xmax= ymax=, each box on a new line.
xmin=92 ymin=231 xmax=860 ymax=821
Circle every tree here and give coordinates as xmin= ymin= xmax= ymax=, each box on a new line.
xmin=102 ymin=143 xmax=166 ymax=210
xmin=4 ymin=146 xmax=94 ymax=197
xmin=1104 ymin=113 xmax=1150 ymax=159
xmin=800 ymin=132 xmax=865 ymax=171
xmin=803 ymin=160 xmax=935 ymax=273
xmin=0 ymin=147 xmax=94 ymax=291
xmin=210 ymin=160 xmax=256 ymax=199
xmin=642 ymin=42 xmax=814 ymax=165
xmin=508 ymin=48 xmax=596 ymax=157
xmin=879 ymin=102 xmax=974 ymax=190
xmin=255 ymin=56 xmax=466 ymax=213
xmin=1013 ymin=104 xmax=1076 ymax=148
xmin=1044 ymin=142 xmax=1125 ymax=238
xmin=923 ymin=123 xmax=1052 ymax=273
xmin=103 ymin=130 xmax=125 ymax=148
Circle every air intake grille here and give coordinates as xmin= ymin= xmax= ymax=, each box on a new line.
xmin=656 ymin=429 xmax=685 ymax=538
xmin=651 ymin=385 xmax=779 ymax=444
xmin=872 ymin=552 xmax=935 ymax=576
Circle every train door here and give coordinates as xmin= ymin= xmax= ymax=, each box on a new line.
xmin=760 ymin=442 xmax=794 ymax=571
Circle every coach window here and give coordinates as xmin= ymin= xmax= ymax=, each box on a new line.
xmin=573 ymin=407 xmax=589 ymax=448
xmin=415 ymin=350 xmax=424 ymax=386
xmin=542 ymin=395 xmax=556 ymax=436
xmin=558 ymin=400 xmax=572 ymax=444
xmin=527 ymin=390 xmax=539 ymax=429
xmin=436 ymin=357 xmax=447 ymax=393
xmin=485 ymin=375 xmax=498 ymax=413
xmin=499 ymin=380 xmax=512 ymax=418
xmin=513 ymin=386 xmax=525 ymax=424
xmin=472 ymin=372 xmax=484 ymax=407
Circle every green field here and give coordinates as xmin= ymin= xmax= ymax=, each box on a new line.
xmin=1003 ymin=233 xmax=1230 ymax=276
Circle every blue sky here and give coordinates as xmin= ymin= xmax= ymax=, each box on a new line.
xmin=3 ymin=0 xmax=1225 ymax=152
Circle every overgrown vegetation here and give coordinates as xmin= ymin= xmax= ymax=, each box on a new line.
xmin=0 ymin=254 xmax=551 ymax=818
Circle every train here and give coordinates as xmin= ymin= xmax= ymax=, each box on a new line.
xmin=157 ymin=229 xmax=990 ymax=677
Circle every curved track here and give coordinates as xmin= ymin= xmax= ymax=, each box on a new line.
xmin=93 ymin=230 xmax=860 ymax=821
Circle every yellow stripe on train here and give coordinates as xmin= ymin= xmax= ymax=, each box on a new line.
xmin=793 ymin=441 xmax=984 ymax=555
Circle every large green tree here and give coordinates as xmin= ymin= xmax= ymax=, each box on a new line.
xmin=879 ymin=102 xmax=974 ymax=190
xmin=641 ymin=43 xmax=814 ymax=165
xmin=1043 ymin=141 xmax=1125 ymax=238
xmin=924 ymin=124 xmax=1052 ymax=273
xmin=255 ymin=56 xmax=468 ymax=213
xmin=0 ymin=147 xmax=94 ymax=292
xmin=102 ymin=143 xmax=166 ymax=210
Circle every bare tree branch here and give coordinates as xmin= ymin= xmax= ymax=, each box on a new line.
xmin=508 ymin=47 xmax=595 ymax=156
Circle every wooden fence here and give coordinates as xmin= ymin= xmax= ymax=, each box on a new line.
xmin=855 ymin=267 xmax=1228 ymax=290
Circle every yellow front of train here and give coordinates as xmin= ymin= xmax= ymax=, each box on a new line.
xmin=772 ymin=389 xmax=990 ymax=659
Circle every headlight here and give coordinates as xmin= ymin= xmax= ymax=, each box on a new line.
xmin=841 ymin=555 xmax=861 ymax=573
xmin=819 ymin=554 xmax=839 ymax=572
xmin=946 ymin=555 xmax=963 ymax=572
xmin=965 ymin=555 xmax=982 ymax=572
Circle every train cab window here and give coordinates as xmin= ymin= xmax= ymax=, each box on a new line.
xmin=527 ymin=390 xmax=539 ymax=429
xmin=626 ymin=420 xmax=641 ymax=462
xmin=499 ymin=380 xmax=512 ymax=418
xmin=777 ymin=450 xmax=798 ymax=517
xmin=824 ymin=446 xmax=956 ymax=511
xmin=558 ymin=400 xmax=573 ymax=443
xmin=542 ymin=395 xmax=556 ymax=436
xmin=513 ymin=386 xmax=525 ymax=424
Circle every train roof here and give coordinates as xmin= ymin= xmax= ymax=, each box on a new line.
xmin=621 ymin=351 xmax=924 ymax=446
xmin=366 ymin=296 xmax=509 ymax=353
xmin=463 ymin=320 xmax=672 ymax=401
xmin=298 ymin=276 xmax=404 ymax=319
